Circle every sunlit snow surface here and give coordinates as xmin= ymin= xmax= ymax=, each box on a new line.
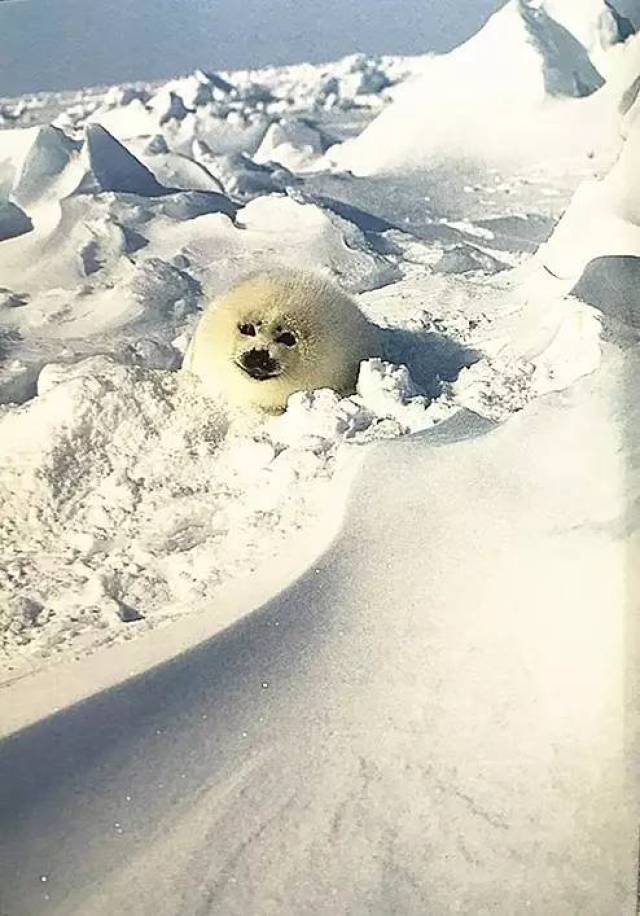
xmin=0 ymin=3 xmax=637 ymax=684
xmin=0 ymin=2 xmax=639 ymax=913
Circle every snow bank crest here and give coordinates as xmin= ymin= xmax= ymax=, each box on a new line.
xmin=326 ymin=0 xmax=614 ymax=174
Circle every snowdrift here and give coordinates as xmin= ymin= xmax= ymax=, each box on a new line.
xmin=326 ymin=0 xmax=636 ymax=174
xmin=0 ymin=346 xmax=636 ymax=915
xmin=1 ymin=19 xmax=639 ymax=915
xmin=536 ymin=105 xmax=640 ymax=286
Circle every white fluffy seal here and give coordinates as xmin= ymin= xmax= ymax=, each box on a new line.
xmin=184 ymin=268 xmax=378 ymax=412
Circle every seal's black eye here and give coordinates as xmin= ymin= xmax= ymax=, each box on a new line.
xmin=238 ymin=322 xmax=256 ymax=337
xmin=275 ymin=330 xmax=296 ymax=348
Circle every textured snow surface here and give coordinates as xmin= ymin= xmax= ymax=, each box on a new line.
xmin=0 ymin=351 xmax=455 ymax=664
xmin=0 ymin=345 xmax=637 ymax=916
xmin=0 ymin=4 xmax=637 ymax=679
xmin=326 ymin=0 xmax=640 ymax=174
xmin=0 ymin=8 xmax=639 ymax=915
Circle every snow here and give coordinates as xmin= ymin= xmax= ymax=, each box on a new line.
xmin=0 ymin=7 xmax=639 ymax=908
xmin=11 ymin=126 xmax=81 ymax=209
xmin=253 ymin=118 xmax=335 ymax=171
xmin=534 ymin=106 xmax=640 ymax=285
xmin=194 ymin=150 xmax=297 ymax=200
xmin=0 ymin=125 xmax=39 ymax=195
xmin=324 ymin=0 xmax=640 ymax=175
xmin=0 ymin=0 xmax=635 ymax=680
xmin=0 ymin=343 xmax=636 ymax=915
xmin=0 ymin=350 xmax=461 ymax=665
xmin=541 ymin=0 xmax=635 ymax=72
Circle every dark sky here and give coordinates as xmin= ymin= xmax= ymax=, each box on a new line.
xmin=0 ymin=0 xmax=506 ymax=97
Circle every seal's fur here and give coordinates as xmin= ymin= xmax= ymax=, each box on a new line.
xmin=184 ymin=269 xmax=378 ymax=412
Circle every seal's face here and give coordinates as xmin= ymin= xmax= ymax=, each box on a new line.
xmin=232 ymin=316 xmax=301 ymax=383
xmin=187 ymin=270 xmax=376 ymax=413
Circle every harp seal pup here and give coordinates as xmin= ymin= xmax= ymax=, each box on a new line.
xmin=184 ymin=268 xmax=379 ymax=412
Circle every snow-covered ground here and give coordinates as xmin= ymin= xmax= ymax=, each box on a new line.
xmin=1 ymin=345 xmax=637 ymax=914
xmin=0 ymin=1 xmax=638 ymax=706
xmin=1 ymin=0 xmax=639 ymax=911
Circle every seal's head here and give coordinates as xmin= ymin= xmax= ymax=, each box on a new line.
xmin=185 ymin=269 xmax=378 ymax=412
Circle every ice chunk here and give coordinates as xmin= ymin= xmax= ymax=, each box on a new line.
xmin=433 ymin=244 xmax=508 ymax=275
xmin=0 ymin=199 xmax=32 ymax=242
xmin=76 ymin=124 xmax=169 ymax=196
xmin=197 ymin=149 xmax=298 ymax=199
xmin=11 ymin=125 xmax=81 ymax=209
xmin=254 ymin=118 xmax=335 ymax=171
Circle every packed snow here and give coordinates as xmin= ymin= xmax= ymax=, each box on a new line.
xmin=0 ymin=1 xmax=638 ymax=690
xmin=1 ymin=2 xmax=639 ymax=913
xmin=325 ymin=0 xmax=640 ymax=174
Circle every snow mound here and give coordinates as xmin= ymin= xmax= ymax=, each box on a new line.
xmin=11 ymin=126 xmax=81 ymax=209
xmin=191 ymin=147 xmax=298 ymax=200
xmin=134 ymin=141 xmax=225 ymax=193
xmin=537 ymin=113 xmax=640 ymax=284
xmin=87 ymin=98 xmax=158 ymax=142
xmin=353 ymin=359 xmax=437 ymax=433
xmin=0 ymin=350 xmax=455 ymax=668
xmin=233 ymin=194 xmax=399 ymax=291
xmin=0 ymin=126 xmax=40 ymax=197
xmin=327 ymin=0 xmax=608 ymax=174
xmin=144 ymin=192 xmax=399 ymax=296
xmin=253 ymin=118 xmax=335 ymax=172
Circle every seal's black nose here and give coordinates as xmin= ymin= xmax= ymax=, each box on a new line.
xmin=240 ymin=348 xmax=280 ymax=380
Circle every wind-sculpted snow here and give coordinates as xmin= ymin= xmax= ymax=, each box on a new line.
xmin=0 ymin=33 xmax=627 ymax=680
xmin=541 ymin=0 xmax=635 ymax=71
xmin=325 ymin=0 xmax=634 ymax=175
xmin=537 ymin=113 xmax=640 ymax=285
xmin=0 ymin=351 xmax=458 ymax=668
xmin=78 ymin=124 xmax=171 ymax=196
xmin=0 ymin=347 xmax=636 ymax=915
xmin=254 ymin=118 xmax=337 ymax=172
xmin=11 ymin=125 xmax=81 ymax=209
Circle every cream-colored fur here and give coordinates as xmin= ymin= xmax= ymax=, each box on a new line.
xmin=183 ymin=268 xmax=378 ymax=412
